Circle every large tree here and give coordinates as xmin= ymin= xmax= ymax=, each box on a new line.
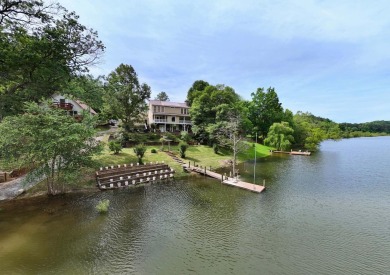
xmin=103 ymin=64 xmax=151 ymax=131
xmin=67 ymin=74 xmax=105 ymax=113
xmin=248 ymin=87 xmax=284 ymax=140
xmin=190 ymin=84 xmax=241 ymax=144
xmin=0 ymin=101 xmax=101 ymax=195
xmin=0 ymin=0 xmax=104 ymax=118
xmin=264 ymin=122 xmax=294 ymax=151
xmin=155 ymin=91 xmax=169 ymax=101
xmin=209 ymin=112 xmax=248 ymax=179
xmin=186 ymin=80 xmax=209 ymax=106
xmin=292 ymin=112 xmax=341 ymax=151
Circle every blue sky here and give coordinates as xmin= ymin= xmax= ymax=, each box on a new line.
xmin=57 ymin=0 xmax=390 ymax=123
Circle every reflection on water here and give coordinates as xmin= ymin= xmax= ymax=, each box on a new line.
xmin=1 ymin=137 xmax=390 ymax=274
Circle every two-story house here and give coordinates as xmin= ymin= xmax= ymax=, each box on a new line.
xmin=148 ymin=100 xmax=191 ymax=132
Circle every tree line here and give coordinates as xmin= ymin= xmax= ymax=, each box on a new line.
xmin=186 ymin=80 xmax=389 ymax=152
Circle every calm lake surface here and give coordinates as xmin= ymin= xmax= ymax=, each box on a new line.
xmin=1 ymin=137 xmax=390 ymax=274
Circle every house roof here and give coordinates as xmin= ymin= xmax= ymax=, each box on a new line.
xmin=75 ymin=100 xmax=97 ymax=115
xmin=149 ymin=100 xmax=188 ymax=108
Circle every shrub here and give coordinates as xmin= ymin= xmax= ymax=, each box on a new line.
xmin=179 ymin=142 xmax=189 ymax=158
xmin=163 ymin=132 xmax=179 ymax=142
xmin=133 ymin=145 xmax=147 ymax=164
xmin=213 ymin=143 xmax=219 ymax=154
xmin=180 ymin=131 xmax=191 ymax=142
xmin=151 ymin=148 xmax=157 ymax=153
xmin=108 ymin=141 xmax=122 ymax=154
xmin=96 ymin=199 xmax=110 ymax=213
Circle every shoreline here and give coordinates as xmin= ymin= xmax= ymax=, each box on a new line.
xmin=1 ymin=143 xmax=272 ymax=202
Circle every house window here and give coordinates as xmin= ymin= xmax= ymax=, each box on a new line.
xmin=172 ymin=117 xmax=176 ymax=122
xmin=155 ymin=106 xmax=164 ymax=113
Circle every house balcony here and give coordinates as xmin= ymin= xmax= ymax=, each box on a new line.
xmin=154 ymin=119 xmax=167 ymax=123
xmin=179 ymin=120 xmax=192 ymax=124
xmin=53 ymin=102 xmax=73 ymax=110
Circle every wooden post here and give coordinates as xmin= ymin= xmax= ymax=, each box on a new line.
xmin=263 ymin=179 xmax=265 ymax=187
xmin=189 ymin=161 xmax=191 ymax=168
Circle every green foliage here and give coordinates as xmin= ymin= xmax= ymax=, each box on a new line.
xmin=186 ymin=80 xmax=210 ymax=106
xmin=0 ymin=101 xmax=102 ymax=195
xmin=178 ymin=142 xmax=189 ymax=158
xmin=213 ymin=143 xmax=219 ymax=154
xmin=248 ymin=87 xmax=284 ymax=140
xmin=180 ymin=131 xmax=191 ymax=143
xmin=103 ymin=64 xmax=151 ymax=131
xmin=66 ymin=75 xmax=105 ymax=113
xmin=108 ymin=141 xmax=122 ymax=154
xmin=154 ymin=91 xmax=169 ymax=101
xmin=339 ymin=121 xmax=390 ymax=135
xmin=96 ymin=199 xmax=110 ymax=213
xmin=133 ymin=145 xmax=146 ymax=164
xmin=304 ymin=128 xmax=327 ymax=151
xmin=264 ymin=122 xmax=294 ymax=151
xmin=162 ymin=132 xmax=179 ymax=142
xmin=0 ymin=1 xmax=104 ymax=118
xmin=189 ymin=83 xmax=242 ymax=144
xmin=292 ymin=112 xmax=341 ymax=150
xmin=210 ymin=113 xmax=248 ymax=177
xmin=151 ymin=148 xmax=157 ymax=153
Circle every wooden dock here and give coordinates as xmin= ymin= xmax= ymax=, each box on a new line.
xmin=272 ymin=150 xmax=311 ymax=156
xmin=183 ymin=163 xmax=265 ymax=193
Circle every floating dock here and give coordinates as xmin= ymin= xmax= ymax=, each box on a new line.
xmin=96 ymin=162 xmax=175 ymax=190
xmin=271 ymin=150 xmax=311 ymax=156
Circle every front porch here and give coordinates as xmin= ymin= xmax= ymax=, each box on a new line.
xmin=154 ymin=123 xmax=192 ymax=133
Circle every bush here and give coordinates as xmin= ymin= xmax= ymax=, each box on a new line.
xmin=151 ymin=148 xmax=157 ymax=153
xmin=213 ymin=143 xmax=219 ymax=154
xmin=108 ymin=141 xmax=122 ymax=154
xmin=96 ymin=199 xmax=110 ymax=213
xmin=133 ymin=145 xmax=147 ymax=164
xmin=180 ymin=131 xmax=191 ymax=142
xmin=163 ymin=132 xmax=179 ymax=142
xmin=179 ymin=142 xmax=189 ymax=158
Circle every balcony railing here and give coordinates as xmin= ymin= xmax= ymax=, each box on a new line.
xmin=53 ymin=102 xmax=73 ymax=110
xmin=154 ymin=119 xmax=167 ymax=123
xmin=179 ymin=120 xmax=192 ymax=124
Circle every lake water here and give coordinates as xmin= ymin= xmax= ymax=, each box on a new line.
xmin=1 ymin=137 xmax=389 ymax=274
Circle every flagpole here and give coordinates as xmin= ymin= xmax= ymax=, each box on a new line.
xmin=254 ymin=132 xmax=257 ymax=184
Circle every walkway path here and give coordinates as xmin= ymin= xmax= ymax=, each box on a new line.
xmin=0 ymin=174 xmax=43 ymax=201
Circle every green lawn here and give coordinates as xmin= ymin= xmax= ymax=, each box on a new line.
xmin=94 ymin=141 xmax=272 ymax=175
xmin=93 ymin=140 xmax=271 ymax=179
xmin=19 ymin=139 xmax=272 ymax=197
xmin=93 ymin=145 xmax=187 ymax=177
